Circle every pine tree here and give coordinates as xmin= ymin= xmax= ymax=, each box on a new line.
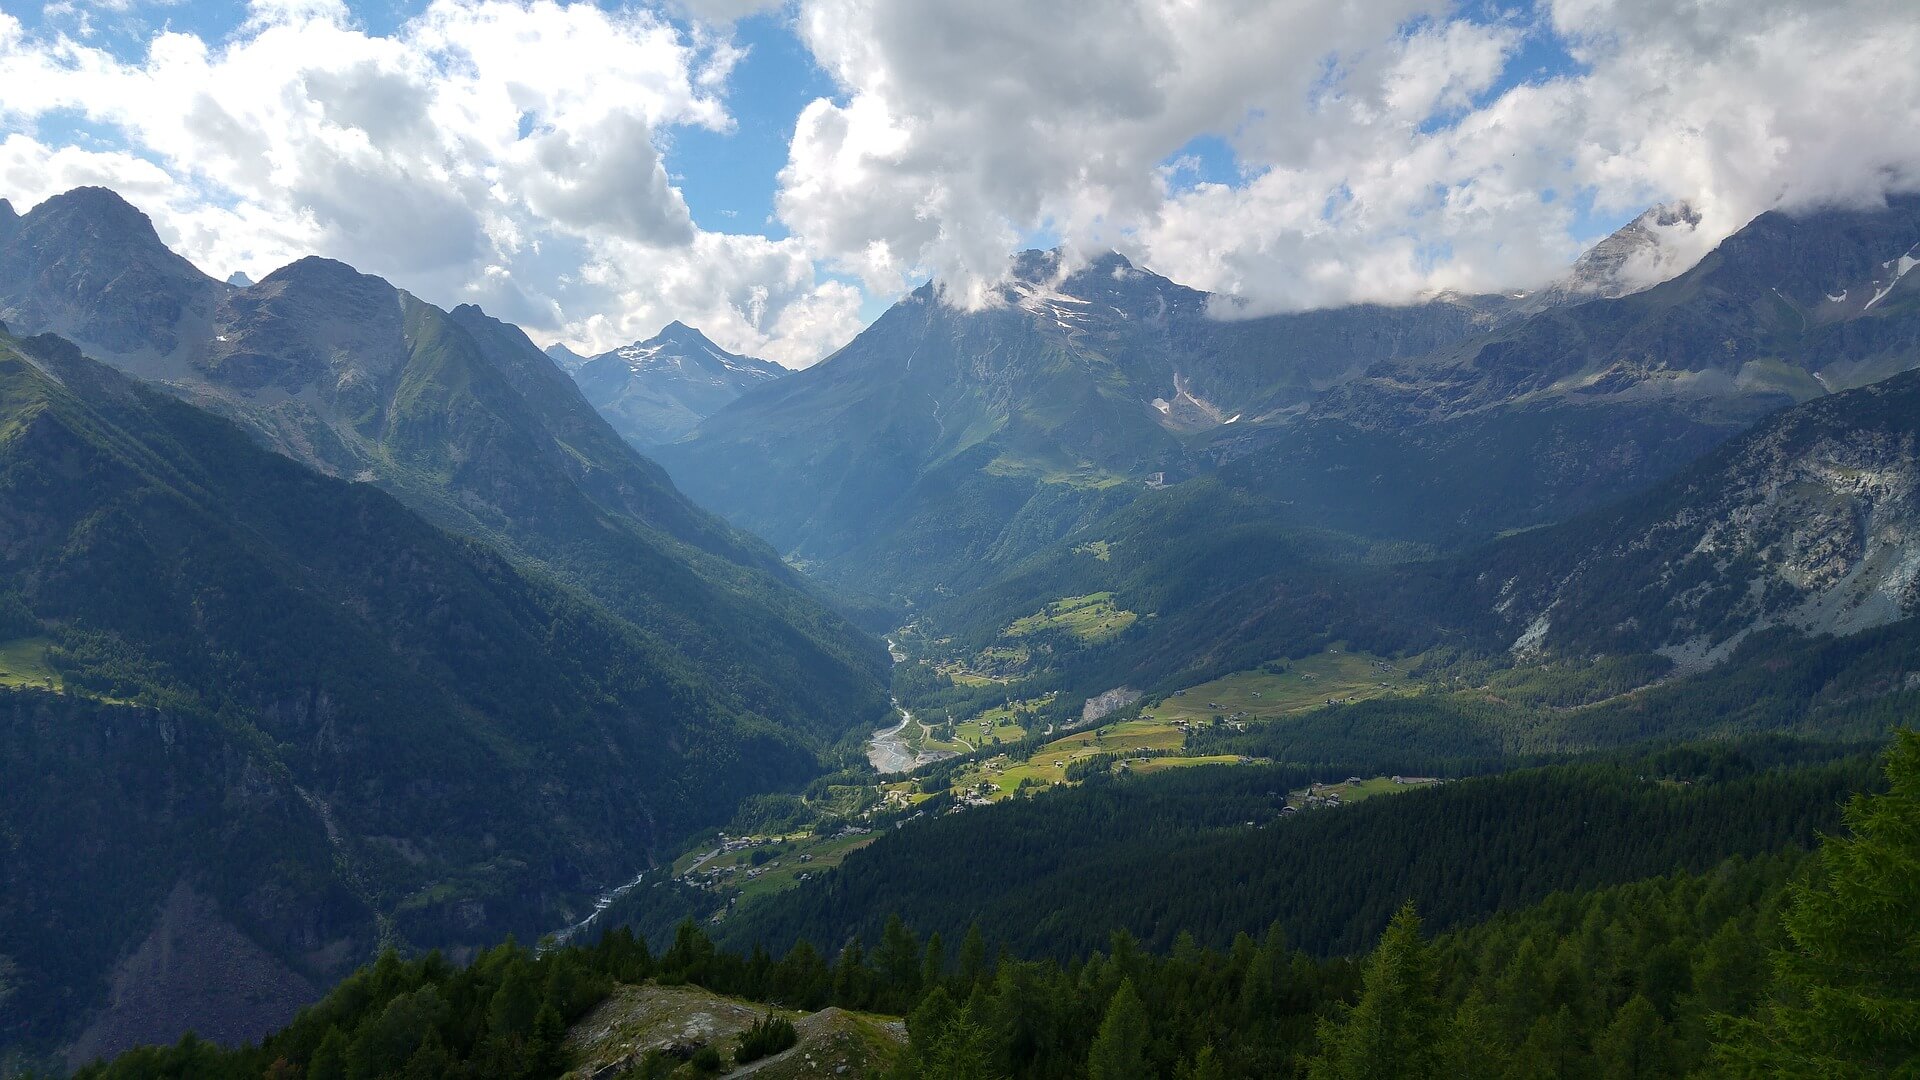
xmin=923 ymin=931 xmax=947 ymax=994
xmin=1594 ymin=994 xmax=1677 ymax=1078
xmin=959 ymin=922 xmax=988 ymax=990
xmin=921 ymin=1001 xmax=1003 ymax=1080
xmin=1437 ymin=992 xmax=1510 ymax=1080
xmin=1307 ymin=902 xmax=1443 ymax=1079
xmin=1714 ymin=730 xmax=1920 ymax=1078
xmin=1087 ymin=979 xmax=1151 ymax=1080
xmin=878 ymin=914 xmax=923 ymax=1006
xmin=1177 ymin=1045 xmax=1225 ymax=1080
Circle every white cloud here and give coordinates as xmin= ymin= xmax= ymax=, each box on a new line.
xmin=775 ymin=0 xmax=1920 ymax=313
xmin=0 ymin=0 xmax=863 ymax=365
xmin=7 ymin=0 xmax=1918 ymax=367
xmin=570 ymin=231 xmax=865 ymax=367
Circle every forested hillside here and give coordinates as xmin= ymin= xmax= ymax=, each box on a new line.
xmin=0 ymin=332 xmax=837 ymax=1063
xmin=70 ymin=732 xmax=1920 ymax=1079
xmin=716 ymin=743 xmax=1879 ymax=961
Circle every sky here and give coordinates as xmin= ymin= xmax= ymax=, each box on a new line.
xmin=1 ymin=0 xmax=1917 ymax=367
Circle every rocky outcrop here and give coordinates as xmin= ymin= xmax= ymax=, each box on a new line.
xmin=65 ymin=883 xmax=320 ymax=1072
xmin=1480 ymin=369 xmax=1920 ymax=659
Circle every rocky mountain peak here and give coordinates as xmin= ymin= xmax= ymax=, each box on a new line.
xmin=1562 ymin=200 xmax=1703 ymax=299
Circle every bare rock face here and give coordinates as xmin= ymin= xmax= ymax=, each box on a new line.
xmin=64 ymin=883 xmax=319 ymax=1073
xmin=0 ymin=188 xmax=227 ymax=369
xmin=1482 ymin=369 xmax=1920 ymax=660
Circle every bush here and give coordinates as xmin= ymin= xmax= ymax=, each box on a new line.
xmin=690 ymin=1044 xmax=725 ymax=1073
xmin=735 ymin=1011 xmax=800 ymax=1064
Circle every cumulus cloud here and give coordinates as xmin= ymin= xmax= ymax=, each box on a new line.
xmin=775 ymin=0 xmax=1920 ymax=313
xmin=575 ymin=231 xmax=866 ymax=368
xmin=0 ymin=0 xmax=858 ymax=364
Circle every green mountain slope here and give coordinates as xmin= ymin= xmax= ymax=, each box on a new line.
xmin=0 ymin=332 xmax=829 ymax=1062
xmin=0 ymin=188 xmax=888 ymax=741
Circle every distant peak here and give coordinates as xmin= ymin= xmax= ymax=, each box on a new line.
xmin=0 ymin=198 xmax=16 ymax=222
xmin=544 ymin=341 xmax=587 ymax=367
xmin=226 ymin=271 xmax=254 ymax=288
xmin=655 ymin=319 xmax=708 ymax=343
xmin=42 ymin=185 xmax=142 ymax=216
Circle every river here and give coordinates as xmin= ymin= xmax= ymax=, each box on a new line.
xmin=866 ymin=704 xmax=918 ymax=774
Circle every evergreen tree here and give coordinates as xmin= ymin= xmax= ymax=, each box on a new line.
xmin=921 ymin=1001 xmax=1003 ymax=1080
xmin=1594 ymin=994 xmax=1677 ymax=1079
xmin=1437 ymin=992 xmax=1510 ymax=1080
xmin=1087 ymin=979 xmax=1150 ymax=1080
xmin=1307 ymin=902 xmax=1443 ymax=1080
xmin=878 ymin=914 xmax=923 ymax=1007
xmin=923 ymin=931 xmax=948 ymax=994
xmin=1177 ymin=1045 xmax=1225 ymax=1080
xmin=958 ymin=922 xmax=988 ymax=990
xmin=1715 ymin=730 xmax=1920 ymax=1078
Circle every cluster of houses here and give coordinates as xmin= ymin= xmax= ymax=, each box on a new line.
xmin=681 ymin=828 xmax=870 ymax=891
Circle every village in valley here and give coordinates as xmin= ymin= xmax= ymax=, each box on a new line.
xmin=657 ymin=641 xmax=1447 ymax=913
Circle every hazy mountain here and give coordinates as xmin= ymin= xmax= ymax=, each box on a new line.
xmin=840 ymin=197 xmax=1920 ymax=702
xmin=567 ymin=321 xmax=787 ymax=446
xmin=545 ymin=340 xmax=588 ymax=369
xmin=0 ymin=331 xmax=828 ymax=1061
xmin=0 ymin=187 xmax=889 ymax=738
xmin=656 ymin=250 xmax=1507 ymax=601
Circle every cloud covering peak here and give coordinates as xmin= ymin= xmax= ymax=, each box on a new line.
xmin=1 ymin=0 xmax=1916 ymax=361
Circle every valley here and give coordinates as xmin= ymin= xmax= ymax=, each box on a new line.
xmin=9 ymin=176 xmax=1920 ymax=1079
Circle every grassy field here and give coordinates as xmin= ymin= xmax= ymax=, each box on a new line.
xmin=1073 ymin=540 xmax=1112 ymax=561
xmin=1288 ymin=775 xmax=1439 ymax=809
xmin=926 ymin=648 xmax=1418 ymax=806
xmin=1128 ymin=754 xmax=1246 ymax=775
xmin=905 ymin=716 xmax=969 ymax=756
xmin=1005 ymin=593 xmax=1139 ymax=644
xmin=951 ymin=692 xmax=1055 ymax=747
xmin=0 ymin=637 xmax=60 ymax=692
xmin=1148 ymin=647 xmax=1409 ymax=724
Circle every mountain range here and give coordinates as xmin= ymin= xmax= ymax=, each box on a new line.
xmin=658 ymin=196 xmax=1920 ymax=613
